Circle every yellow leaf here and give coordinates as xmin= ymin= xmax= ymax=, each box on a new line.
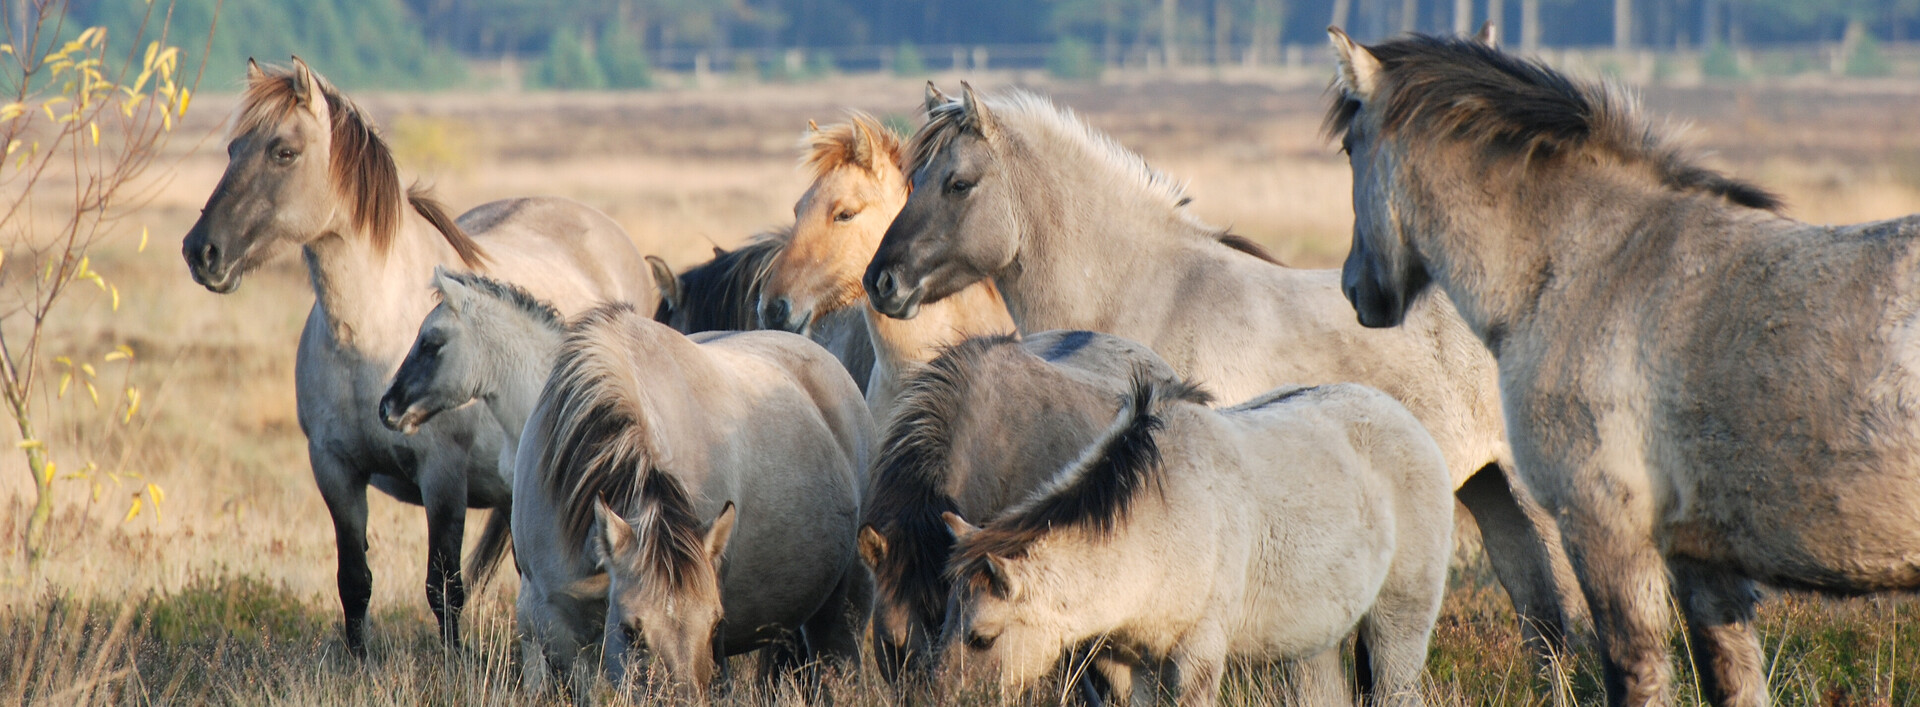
xmin=16 ymin=439 xmax=42 ymax=449
xmin=148 ymin=483 xmax=164 ymax=504
xmin=58 ymin=372 xmax=70 ymax=397
xmin=123 ymin=387 xmax=140 ymax=422
xmin=0 ymin=103 xmax=21 ymax=121
xmin=54 ymin=355 xmax=72 ymax=367
xmin=80 ymin=363 xmax=95 ymax=377
xmin=89 ymin=121 xmax=98 ymax=145
xmin=105 ymin=345 xmax=134 ymax=362
xmin=91 ymin=483 xmax=100 ymax=502
xmin=138 ymin=226 xmax=148 ymax=252
xmin=84 ymin=380 xmax=98 ymax=405
xmin=178 ymin=88 xmax=190 ymax=116
xmin=42 ymin=461 xmax=55 ymax=486
xmin=109 ymin=283 xmax=119 ymax=310
xmin=123 ymin=496 xmax=142 ymax=522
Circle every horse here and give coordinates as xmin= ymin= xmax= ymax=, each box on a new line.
xmin=861 ymin=82 xmax=1581 ymax=661
xmin=1326 ymin=30 xmax=1920 ymax=707
xmin=647 ymin=233 xmax=876 ymax=394
xmin=377 ymin=268 xmax=571 ymax=593
xmin=178 ymin=59 xmax=656 ymax=656
xmin=939 ymin=373 xmax=1454 ymax=707
xmin=758 ymin=112 xmax=1017 ymax=422
xmin=859 ymin=330 xmax=1195 ymax=696
xmin=512 ymin=303 xmax=872 ymax=698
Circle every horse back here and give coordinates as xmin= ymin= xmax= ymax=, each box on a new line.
xmin=456 ymin=196 xmax=658 ymax=315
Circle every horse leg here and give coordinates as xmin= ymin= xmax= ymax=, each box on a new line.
xmin=1557 ymin=499 xmax=1673 ymax=706
xmin=421 ymin=463 xmax=469 ymax=647
xmin=314 ymin=449 xmax=373 ymax=658
xmin=1357 ymin=584 xmax=1445 ymax=707
xmin=802 ymin=563 xmax=869 ymax=670
xmin=1281 ymin=649 xmax=1352 ymax=706
xmin=1167 ymin=637 xmax=1228 ymax=707
xmin=1670 ymin=559 xmax=1767 ymax=707
xmin=1456 ymin=463 xmax=1578 ymax=663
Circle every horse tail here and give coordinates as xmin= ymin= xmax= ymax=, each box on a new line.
xmin=465 ymin=502 xmax=514 ymax=594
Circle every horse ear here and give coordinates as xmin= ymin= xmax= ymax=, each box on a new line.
xmin=808 ymin=119 xmax=821 ymax=133
xmin=703 ymin=502 xmax=738 ymax=566
xmin=592 ymin=498 xmax=635 ymax=567
xmin=924 ymin=81 xmax=951 ymax=113
xmin=941 ymin=511 xmax=981 ymax=540
xmin=1474 ymin=20 xmax=1500 ymax=48
xmin=646 ymin=255 xmax=682 ymax=311
xmin=432 ymin=266 xmax=471 ymax=311
xmin=848 ymin=119 xmax=877 ymax=171
xmin=983 ymin=555 xmax=1015 ymax=596
xmin=959 ymin=82 xmax=998 ymax=142
xmin=245 ymin=58 xmax=265 ymax=82
xmin=857 ymin=525 xmax=888 ymax=569
xmin=1326 ymin=27 xmax=1383 ymax=99
xmin=290 ymin=56 xmax=328 ymax=125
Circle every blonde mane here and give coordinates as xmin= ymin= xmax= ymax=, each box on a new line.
xmin=801 ymin=111 xmax=904 ymax=181
xmin=234 ymin=63 xmax=488 ymax=266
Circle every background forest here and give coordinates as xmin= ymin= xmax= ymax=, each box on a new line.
xmin=49 ymin=0 xmax=1920 ymax=90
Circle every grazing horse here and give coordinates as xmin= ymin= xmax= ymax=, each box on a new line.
xmin=940 ymin=374 xmax=1453 ymax=707
xmin=862 ymin=83 xmax=1580 ymax=660
xmin=1326 ymin=30 xmax=1920 ymax=707
xmin=758 ymin=112 xmax=1017 ymax=421
xmin=178 ymin=59 xmax=655 ymax=655
xmin=858 ymin=331 xmax=1188 ymax=693
xmin=513 ymin=303 xmax=872 ymax=697
xmin=647 ymin=234 xmax=876 ymax=393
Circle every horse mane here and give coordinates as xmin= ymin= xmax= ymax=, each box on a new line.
xmin=910 ymin=89 xmax=1190 ymax=211
xmin=1322 ymin=34 xmax=1782 ymax=213
xmin=1219 ymin=233 xmax=1283 ymax=265
xmin=861 ymin=334 xmax=1022 ymax=620
xmin=620 ymin=466 xmax=713 ymax=594
xmin=535 ymin=302 xmax=664 ymax=560
xmin=235 ymin=64 xmax=490 ymax=265
xmin=437 ymin=270 xmax=563 ymax=332
xmin=908 ymin=88 xmax=1285 ymax=256
xmin=656 ymin=229 xmax=791 ymax=332
xmin=802 ymin=111 xmax=903 ymax=180
xmin=951 ymin=368 xmax=1187 ymax=572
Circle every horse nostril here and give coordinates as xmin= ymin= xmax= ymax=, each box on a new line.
xmin=875 ymin=270 xmax=897 ymax=300
xmin=763 ymin=297 xmax=792 ymax=329
xmin=201 ymin=242 xmax=219 ymax=267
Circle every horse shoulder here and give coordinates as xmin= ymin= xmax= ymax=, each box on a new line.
xmin=455 ymin=196 xmax=657 ymax=314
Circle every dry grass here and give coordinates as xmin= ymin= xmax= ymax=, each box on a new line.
xmin=4 ymin=71 xmax=1920 ymax=705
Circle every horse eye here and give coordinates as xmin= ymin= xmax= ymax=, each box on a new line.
xmin=834 ymin=209 xmax=857 ymax=223
xmin=948 ymin=179 xmax=974 ymax=195
xmin=965 ymin=630 xmax=995 ymax=651
xmin=273 ymin=147 xmax=298 ymax=164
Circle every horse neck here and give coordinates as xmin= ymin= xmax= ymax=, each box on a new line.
xmin=304 ymin=208 xmax=467 ymax=358
xmin=862 ymin=281 xmax=1015 ymax=414
xmin=995 ymin=157 xmax=1205 ymax=332
xmin=478 ymin=310 xmax=566 ymax=443
xmin=1413 ymin=157 xmax=1671 ymax=343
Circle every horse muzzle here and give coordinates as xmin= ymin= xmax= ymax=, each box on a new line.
xmin=865 ymin=267 xmax=925 ymax=320
xmin=758 ymin=296 xmax=811 ymax=335
xmin=182 ymin=224 xmax=242 ymax=294
xmin=378 ymin=394 xmax=428 ymax=435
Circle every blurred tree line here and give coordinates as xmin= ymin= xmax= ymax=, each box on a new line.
xmin=56 ymin=0 xmax=1920 ymax=88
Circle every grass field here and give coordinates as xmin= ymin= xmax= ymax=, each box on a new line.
xmin=4 ymin=68 xmax=1920 ymax=705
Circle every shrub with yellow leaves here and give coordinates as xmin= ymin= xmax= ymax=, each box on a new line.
xmin=1 ymin=2 xmax=205 ymax=562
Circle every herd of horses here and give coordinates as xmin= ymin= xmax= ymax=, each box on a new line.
xmin=173 ymin=23 xmax=1920 ymax=707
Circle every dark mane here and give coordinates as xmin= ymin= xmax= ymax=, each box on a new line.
xmin=535 ymin=302 xmax=658 ymax=560
xmin=621 ymin=466 xmax=712 ymax=593
xmin=236 ymin=64 xmax=490 ymax=266
xmin=1323 ymin=34 xmax=1782 ymax=213
xmin=1218 ymin=233 xmax=1283 ymax=265
xmin=861 ymin=334 xmax=1023 ymax=624
xmin=439 ymin=270 xmax=562 ymax=331
xmin=655 ymin=229 xmax=790 ymax=332
xmin=951 ymin=368 xmax=1170 ymax=570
